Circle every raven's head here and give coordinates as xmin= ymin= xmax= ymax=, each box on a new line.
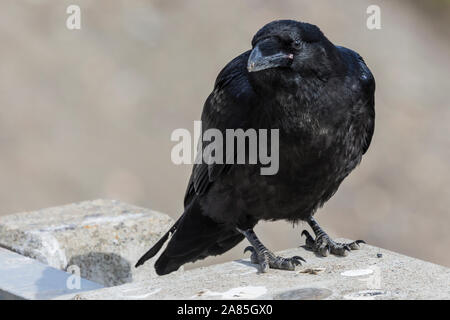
xmin=247 ymin=20 xmax=343 ymax=80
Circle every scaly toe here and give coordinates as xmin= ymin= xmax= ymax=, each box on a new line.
xmin=330 ymin=244 xmax=349 ymax=256
xmin=303 ymin=232 xmax=364 ymax=257
xmin=244 ymin=246 xmax=260 ymax=265
xmin=301 ymin=230 xmax=315 ymax=249
xmin=348 ymin=240 xmax=365 ymax=250
xmin=268 ymin=255 xmax=306 ymax=271
xmin=244 ymin=247 xmax=271 ymax=272
xmin=292 ymin=255 xmax=306 ymax=263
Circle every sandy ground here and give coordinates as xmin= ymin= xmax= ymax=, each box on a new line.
xmin=0 ymin=0 xmax=449 ymax=268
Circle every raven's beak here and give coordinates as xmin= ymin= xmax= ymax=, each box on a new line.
xmin=247 ymin=41 xmax=294 ymax=73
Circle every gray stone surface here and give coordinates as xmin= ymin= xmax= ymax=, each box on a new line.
xmin=0 ymin=247 xmax=103 ymax=300
xmin=57 ymin=240 xmax=450 ymax=300
xmin=0 ymin=199 xmax=174 ymax=286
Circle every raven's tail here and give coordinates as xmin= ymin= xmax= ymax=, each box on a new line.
xmin=134 ymin=220 xmax=179 ymax=268
xmin=135 ymin=199 xmax=244 ymax=275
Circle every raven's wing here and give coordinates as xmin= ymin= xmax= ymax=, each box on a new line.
xmin=355 ymin=53 xmax=375 ymax=154
xmin=184 ymin=50 xmax=256 ymax=207
xmin=337 ymin=46 xmax=375 ymax=155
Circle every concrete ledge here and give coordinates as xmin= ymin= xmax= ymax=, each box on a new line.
xmin=0 ymin=247 xmax=103 ymax=300
xmin=0 ymin=199 xmax=174 ymax=286
xmin=56 ymin=240 xmax=450 ymax=300
xmin=1 ymin=200 xmax=449 ymax=300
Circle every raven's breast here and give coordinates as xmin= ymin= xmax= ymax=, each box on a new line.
xmin=199 ymin=132 xmax=360 ymax=226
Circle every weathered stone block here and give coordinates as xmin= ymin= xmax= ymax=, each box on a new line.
xmin=0 ymin=199 xmax=174 ymax=286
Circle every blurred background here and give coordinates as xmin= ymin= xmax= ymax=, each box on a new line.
xmin=0 ymin=0 xmax=449 ymax=269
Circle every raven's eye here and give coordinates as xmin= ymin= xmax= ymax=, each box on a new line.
xmin=292 ymin=39 xmax=302 ymax=49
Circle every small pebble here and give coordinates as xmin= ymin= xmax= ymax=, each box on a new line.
xmin=377 ymin=253 xmax=383 ymax=258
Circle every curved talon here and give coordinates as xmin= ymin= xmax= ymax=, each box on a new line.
xmin=287 ymin=257 xmax=302 ymax=267
xmin=244 ymin=246 xmax=255 ymax=254
xmin=244 ymin=246 xmax=260 ymax=265
xmin=292 ymin=255 xmax=306 ymax=263
xmin=350 ymin=240 xmax=365 ymax=250
xmin=301 ymin=230 xmax=315 ymax=249
xmin=271 ymin=255 xmax=305 ymax=270
xmin=291 ymin=258 xmax=303 ymax=266
xmin=340 ymin=240 xmax=365 ymax=250
xmin=290 ymin=260 xmax=301 ymax=267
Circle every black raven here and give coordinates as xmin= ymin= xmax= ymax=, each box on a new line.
xmin=136 ymin=20 xmax=375 ymax=274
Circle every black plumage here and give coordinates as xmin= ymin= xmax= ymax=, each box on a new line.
xmin=136 ymin=20 xmax=375 ymax=275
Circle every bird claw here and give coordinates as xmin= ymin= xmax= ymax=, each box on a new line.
xmin=302 ymin=231 xmax=364 ymax=257
xmin=244 ymin=246 xmax=305 ymax=272
xmin=301 ymin=230 xmax=315 ymax=249
xmin=244 ymin=246 xmax=260 ymax=264
xmin=292 ymin=255 xmax=306 ymax=263
xmin=271 ymin=255 xmax=305 ymax=271
xmin=244 ymin=246 xmax=255 ymax=254
xmin=348 ymin=240 xmax=365 ymax=250
xmin=330 ymin=244 xmax=349 ymax=257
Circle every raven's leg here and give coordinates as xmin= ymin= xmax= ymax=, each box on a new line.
xmin=301 ymin=216 xmax=365 ymax=257
xmin=237 ymin=228 xmax=305 ymax=273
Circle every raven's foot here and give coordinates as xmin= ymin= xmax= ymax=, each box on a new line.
xmin=302 ymin=216 xmax=365 ymax=257
xmin=237 ymin=228 xmax=305 ymax=273
xmin=244 ymin=246 xmax=305 ymax=272
xmin=301 ymin=230 xmax=364 ymax=257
